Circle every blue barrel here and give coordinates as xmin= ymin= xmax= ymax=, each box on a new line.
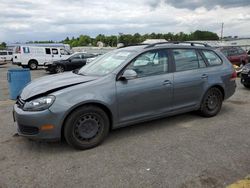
xmin=7 ymin=68 xmax=31 ymax=100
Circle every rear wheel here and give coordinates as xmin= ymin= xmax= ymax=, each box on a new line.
xmin=55 ymin=65 xmax=65 ymax=73
xmin=28 ymin=60 xmax=38 ymax=70
xmin=199 ymin=88 xmax=223 ymax=117
xmin=243 ymin=84 xmax=250 ymax=89
xmin=64 ymin=105 xmax=110 ymax=150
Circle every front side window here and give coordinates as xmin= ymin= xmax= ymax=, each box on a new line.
xmin=227 ymin=48 xmax=239 ymax=56
xmin=8 ymin=52 xmax=13 ymax=55
xmin=52 ymin=48 xmax=58 ymax=55
xmin=173 ymin=49 xmax=199 ymax=71
xmin=23 ymin=47 xmax=30 ymax=53
xmin=70 ymin=54 xmax=81 ymax=60
xmin=125 ymin=50 xmax=168 ymax=78
xmin=202 ymin=50 xmax=222 ymax=66
xmin=60 ymin=49 xmax=70 ymax=55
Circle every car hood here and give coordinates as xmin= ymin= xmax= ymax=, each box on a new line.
xmin=20 ymin=72 xmax=98 ymax=100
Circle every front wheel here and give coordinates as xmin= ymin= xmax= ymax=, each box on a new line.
xmin=28 ymin=60 xmax=38 ymax=70
xmin=199 ymin=88 xmax=223 ymax=117
xmin=55 ymin=65 xmax=65 ymax=73
xmin=64 ymin=105 xmax=110 ymax=150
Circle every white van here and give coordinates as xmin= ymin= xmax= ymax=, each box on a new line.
xmin=12 ymin=44 xmax=71 ymax=70
xmin=0 ymin=50 xmax=13 ymax=62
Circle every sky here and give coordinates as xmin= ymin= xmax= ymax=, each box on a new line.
xmin=0 ymin=0 xmax=250 ymax=43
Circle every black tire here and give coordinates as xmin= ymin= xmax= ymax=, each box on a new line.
xmin=243 ymin=84 xmax=250 ymax=89
xmin=64 ymin=105 xmax=110 ymax=150
xmin=199 ymin=88 xmax=223 ymax=117
xmin=28 ymin=60 xmax=38 ymax=70
xmin=55 ymin=65 xmax=65 ymax=73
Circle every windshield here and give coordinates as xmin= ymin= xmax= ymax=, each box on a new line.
xmin=78 ymin=50 xmax=136 ymax=76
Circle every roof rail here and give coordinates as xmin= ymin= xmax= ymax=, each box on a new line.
xmin=118 ymin=43 xmax=149 ymax=49
xmin=144 ymin=41 xmax=211 ymax=49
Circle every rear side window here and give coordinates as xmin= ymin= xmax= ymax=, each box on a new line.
xmin=237 ymin=47 xmax=245 ymax=55
xmin=45 ymin=48 xmax=51 ymax=54
xmin=173 ymin=49 xmax=200 ymax=71
xmin=202 ymin=50 xmax=222 ymax=66
xmin=8 ymin=52 xmax=13 ymax=55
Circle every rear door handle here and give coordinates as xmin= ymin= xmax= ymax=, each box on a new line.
xmin=163 ymin=80 xmax=172 ymax=85
xmin=201 ymin=74 xmax=208 ymax=79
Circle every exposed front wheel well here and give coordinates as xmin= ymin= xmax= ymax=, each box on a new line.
xmin=28 ymin=59 xmax=38 ymax=65
xmin=28 ymin=59 xmax=38 ymax=70
xmin=61 ymin=103 xmax=113 ymax=140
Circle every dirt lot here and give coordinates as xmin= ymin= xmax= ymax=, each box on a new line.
xmin=0 ymin=63 xmax=250 ymax=188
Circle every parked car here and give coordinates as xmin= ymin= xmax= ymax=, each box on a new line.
xmin=218 ymin=46 xmax=248 ymax=67
xmin=241 ymin=63 xmax=250 ymax=88
xmin=45 ymin=52 xmax=99 ymax=73
xmin=13 ymin=42 xmax=236 ymax=150
xmin=0 ymin=50 xmax=13 ymax=62
xmin=12 ymin=44 xmax=71 ymax=70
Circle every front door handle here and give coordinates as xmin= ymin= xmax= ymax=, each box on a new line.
xmin=163 ymin=80 xmax=172 ymax=85
xmin=201 ymin=74 xmax=208 ymax=79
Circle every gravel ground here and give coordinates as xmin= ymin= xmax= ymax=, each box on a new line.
xmin=0 ymin=63 xmax=250 ymax=188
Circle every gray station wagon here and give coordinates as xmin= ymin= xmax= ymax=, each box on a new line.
xmin=13 ymin=42 xmax=236 ymax=150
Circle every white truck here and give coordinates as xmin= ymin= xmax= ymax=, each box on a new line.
xmin=12 ymin=44 xmax=71 ymax=70
xmin=0 ymin=50 xmax=13 ymax=62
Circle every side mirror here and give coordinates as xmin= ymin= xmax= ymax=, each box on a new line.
xmin=120 ymin=69 xmax=137 ymax=80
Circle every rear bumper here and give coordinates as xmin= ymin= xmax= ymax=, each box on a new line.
xmin=224 ymin=80 xmax=237 ymax=100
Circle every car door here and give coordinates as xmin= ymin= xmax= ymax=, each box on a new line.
xmin=116 ymin=49 xmax=173 ymax=123
xmin=51 ymin=48 xmax=61 ymax=61
xmin=172 ymin=49 xmax=208 ymax=110
xmin=70 ymin=54 xmax=84 ymax=69
xmin=45 ymin=48 xmax=52 ymax=63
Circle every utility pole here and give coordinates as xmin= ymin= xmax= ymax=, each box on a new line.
xmin=221 ymin=22 xmax=224 ymax=41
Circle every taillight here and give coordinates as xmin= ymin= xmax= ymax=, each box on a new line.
xmin=230 ymin=70 xmax=237 ymax=81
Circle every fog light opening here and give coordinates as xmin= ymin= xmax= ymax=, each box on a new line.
xmin=40 ymin=124 xmax=55 ymax=131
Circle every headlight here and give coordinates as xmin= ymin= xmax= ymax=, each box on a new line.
xmin=23 ymin=96 xmax=55 ymax=111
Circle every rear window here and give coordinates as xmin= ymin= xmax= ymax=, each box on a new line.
xmin=202 ymin=50 xmax=222 ymax=66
